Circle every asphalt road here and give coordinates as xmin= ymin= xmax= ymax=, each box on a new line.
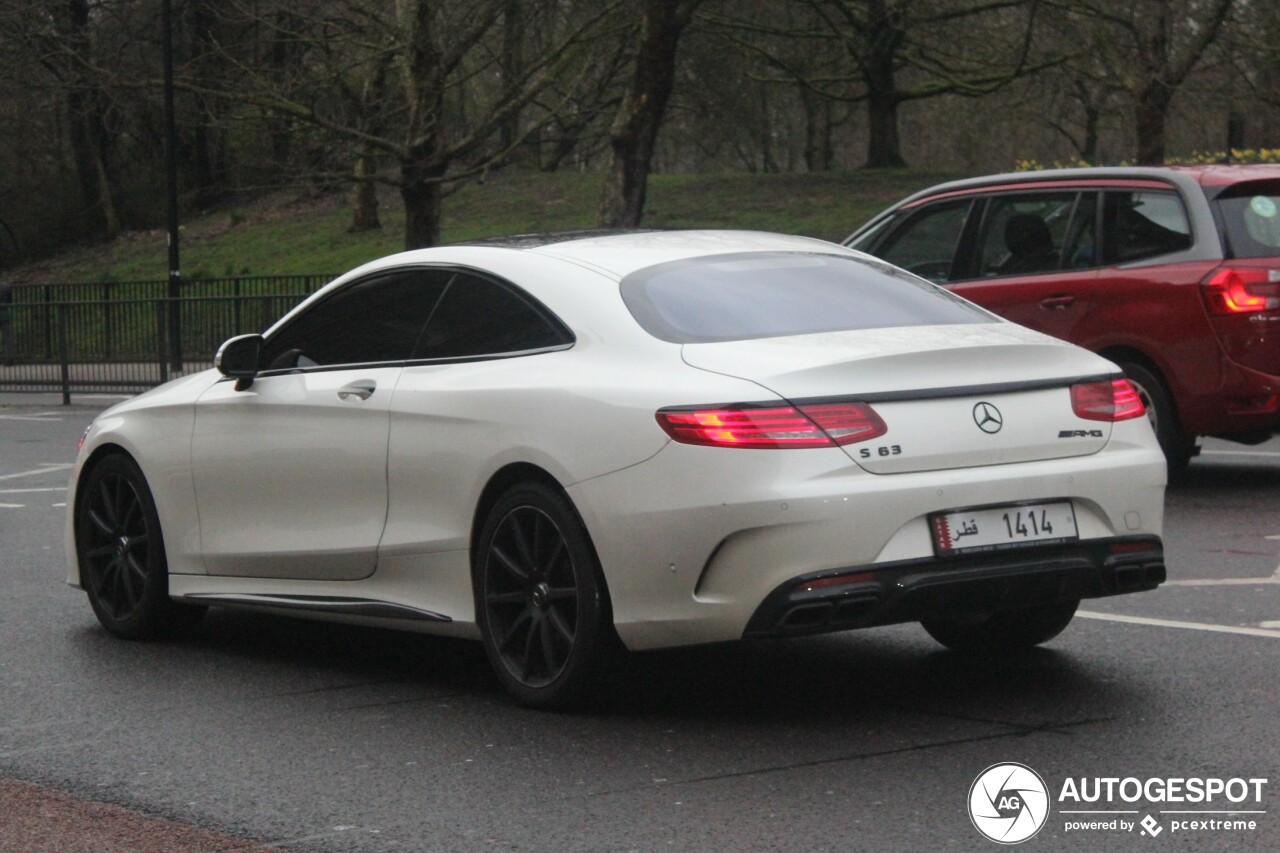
xmin=2 ymin=395 xmax=1277 ymax=852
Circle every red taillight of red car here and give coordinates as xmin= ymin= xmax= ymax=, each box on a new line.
xmin=1202 ymin=267 xmax=1280 ymax=314
xmin=1071 ymin=379 xmax=1146 ymax=422
xmin=656 ymin=401 xmax=886 ymax=448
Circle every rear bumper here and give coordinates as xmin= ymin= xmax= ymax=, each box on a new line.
xmin=1187 ymin=360 xmax=1280 ymax=439
xmin=744 ymin=535 xmax=1163 ymax=639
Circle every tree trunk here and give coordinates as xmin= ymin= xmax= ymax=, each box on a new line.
xmin=62 ymin=0 xmax=120 ymax=235
xmin=1081 ymin=104 xmax=1099 ymax=164
xmin=865 ymin=89 xmax=904 ymax=168
xmin=267 ymin=9 xmax=301 ymax=169
xmin=802 ymin=90 xmax=833 ymax=172
xmin=597 ymin=0 xmax=698 ymax=228
xmin=1134 ymin=82 xmax=1172 ymax=166
xmin=349 ymin=153 xmax=381 ymax=232
xmin=863 ymin=22 xmax=906 ymax=169
xmin=541 ymin=122 xmax=583 ymax=172
xmin=189 ymin=0 xmax=222 ymax=206
xmin=500 ymin=0 xmax=523 ymax=153
xmin=401 ymin=159 xmax=446 ymax=249
xmin=350 ymin=53 xmax=390 ymax=232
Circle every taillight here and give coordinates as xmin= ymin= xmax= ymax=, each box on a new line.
xmin=798 ymin=402 xmax=888 ymax=444
xmin=1071 ymin=379 xmax=1145 ymax=422
xmin=655 ymin=401 xmax=886 ymax=448
xmin=1202 ymin=267 xmax=1280 ymax=314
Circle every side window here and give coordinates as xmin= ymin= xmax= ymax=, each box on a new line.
xmin=974 ymin=192 xmax=1078 ymax=277
xmin=846 ymin=215 xmax=895 ymax=254
xmin=872 ymin=199 xmax=973 ymax=282
xmin=262 ymin=269 xmax=451 ymax=369
xmin=1103 ymin=190 xmax=1192 ymax=264
xmin=414 ymin=273 xmax=569 ymax=360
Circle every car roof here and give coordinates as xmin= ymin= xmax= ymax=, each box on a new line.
xmin=526 ymin=229 xmax=849 ymax=278
xmin=351 ymin=229 xmax=854 ymax=282
xmin=1164 ymin=163 xmax=1280 ymax=187
xmin=893 ymin=165 xmax=1280 ymax=209
xmin=452 ymin=229 xmax=661 ymax=249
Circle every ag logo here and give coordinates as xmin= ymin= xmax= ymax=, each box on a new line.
xmin=973 ymin=402 xmax=1003 ymax=434
xmin=968 ymin=762 xmax=1050 ymax=844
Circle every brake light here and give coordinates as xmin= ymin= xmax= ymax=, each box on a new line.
xmin=1202 ymin=267 xmax=1280 ymax=314
xmin=656 ymin=402 xmax=886 ymax=448
xmin=1071 ymin=379 xmax=1145 ymax=422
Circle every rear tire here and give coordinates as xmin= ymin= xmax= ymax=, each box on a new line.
xmin=1117 ymin=360 xmax=1194 ymax=476
xmin=75 ymin=454 xmax=205 ymax=639
xmin=473 ymin=482 xmax=610 ymax=710
xmin=921 ymin=600 xmax=1078 ymax=654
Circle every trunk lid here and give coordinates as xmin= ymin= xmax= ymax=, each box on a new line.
xmin=681 ymin=323 xmax=1118 ymax=474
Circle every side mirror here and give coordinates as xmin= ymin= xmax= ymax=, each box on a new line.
xmin=214 ymin=334 xmax=263 ymax=391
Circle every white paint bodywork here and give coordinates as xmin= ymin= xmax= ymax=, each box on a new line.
xmin=65 ymin=231 xmax=1166 ymax=650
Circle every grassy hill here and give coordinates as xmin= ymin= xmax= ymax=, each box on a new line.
xmin=12 ymin=169 xmax=960 ymax=285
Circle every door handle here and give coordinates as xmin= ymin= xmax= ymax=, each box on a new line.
xmin=337 ymin=380 xmax=376 ymax=401
xmin=1040 ymin=295 xmax=1075 ymax=310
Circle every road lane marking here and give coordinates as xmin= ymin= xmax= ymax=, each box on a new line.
xmin=1261 ymin=622 xmax=1280 ymax=629
xmin=0 ymin=464 xmax=72 ymax=481
xmin=0 ymin=414 xmax=64 ymax=421
xmin=1199 ymin=449 xmax=1280 ymax=457
xmin=1164 ymin=577 xmax=1280 ymax=586
xmin=0 ymin=487 xmax=67 ymax=494
xmin=1077 ymin=611 xmax=1280 ymax=639
xmin=0 ymin=503 xmax=25 ymax=508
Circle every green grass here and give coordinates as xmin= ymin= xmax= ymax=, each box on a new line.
xmin=13 ymin=168 xmax=959 ymax=285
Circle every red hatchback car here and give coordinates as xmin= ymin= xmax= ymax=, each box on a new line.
xmin=846 ymin=166 xmax=1280 ymax=471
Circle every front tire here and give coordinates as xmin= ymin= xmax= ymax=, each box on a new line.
xmin=473 ymin=482 xmax=610 ymax=710
xmin=75 ymin=453 xmax=204 ymax=638
xmin=921 ymin=600 xmax=1078 ymax=654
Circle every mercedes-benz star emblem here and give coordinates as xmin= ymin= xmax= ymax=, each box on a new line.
xmin=973 ymin=402 xmax=1003 ymax=434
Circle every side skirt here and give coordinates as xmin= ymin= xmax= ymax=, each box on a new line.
xmin=179 ymin=592 xmax=450 ymax=623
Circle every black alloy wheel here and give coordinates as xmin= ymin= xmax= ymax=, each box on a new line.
xmin=475 ymin=482 xmax=608 ymax=709
xmin=76 ymin=454 xmax=203 ymax=638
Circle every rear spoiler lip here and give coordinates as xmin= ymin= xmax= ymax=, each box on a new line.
xmin=788 ymin=373 xmax=1119 ymax=406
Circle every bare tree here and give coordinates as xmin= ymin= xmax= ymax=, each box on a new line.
xmin=597 ymin=0 xmax=700 ymax=227
xmin=718 ymin=0 xmax=1044 ymax=168
xmin=174 ymin=0 xmax=618 ymax=248
xmin=5 ymin=0 xmax=126 ymax=235
xmin=1052 ymin=0 xmax=1234 ymax=165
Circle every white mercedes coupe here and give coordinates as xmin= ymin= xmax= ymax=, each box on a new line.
xmin=66 ymin=231 xmax=1167 ymax=708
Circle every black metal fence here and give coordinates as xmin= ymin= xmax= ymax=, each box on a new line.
xmin=0 ymin=275 xmax=332 ymax=402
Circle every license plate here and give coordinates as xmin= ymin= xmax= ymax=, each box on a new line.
xmin=930 ymin=501 xmax=1078 ymax=556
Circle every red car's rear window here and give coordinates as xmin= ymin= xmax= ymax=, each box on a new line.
xmin=1214 ymin=181 xmax=1280 ymax=259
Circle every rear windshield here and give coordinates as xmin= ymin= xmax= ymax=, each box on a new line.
xmin=1216 ymin=184 xmax=1280 ymax=258
xmin=619 ymin=251 xmax=991 ymax=344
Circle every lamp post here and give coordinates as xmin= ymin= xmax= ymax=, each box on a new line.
xmin=162 ymin=0 xmax=182 ymax=372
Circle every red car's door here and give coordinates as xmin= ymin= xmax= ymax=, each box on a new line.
xmin=946 ymin=268 xmax=1100 ymax=344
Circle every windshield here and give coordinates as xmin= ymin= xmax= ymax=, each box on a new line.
xmin=619 ymin=251 xmax=991 ymax=344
